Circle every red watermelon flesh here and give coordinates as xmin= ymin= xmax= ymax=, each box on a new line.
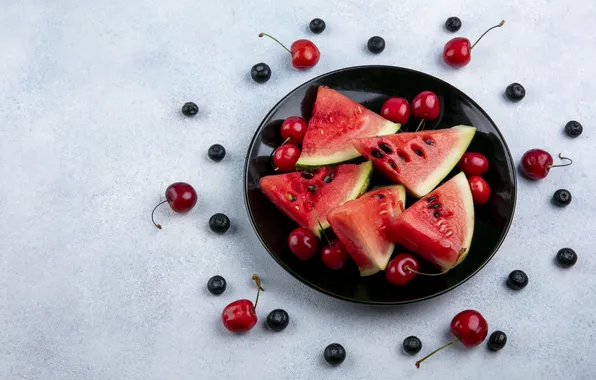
xmin=352 ymin=125 xmax=476 ymax=197
xmin=296 ymin=86 xmax=400 ymax=168
xmin=259 ymin=161 xmax=372 ymax=236
xmin=386 ymin=172 xmax=474 ymax=272
xmin=327 ymin=185 xmax=406 ymax=276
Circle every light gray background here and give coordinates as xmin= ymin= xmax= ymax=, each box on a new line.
xmin=1 ymin=0 xmax=595 ymax=379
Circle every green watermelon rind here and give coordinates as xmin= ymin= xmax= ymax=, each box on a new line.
xmin=296 ymin=120 xmax=400 ymax=169
xmin=409 ymin=125 xmax=476 ymax=198
xmin=452 ymin=172 xmax=475 ymax=267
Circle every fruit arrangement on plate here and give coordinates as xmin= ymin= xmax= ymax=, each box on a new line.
xmin=257 ymin=85 xmax=497 ymax=286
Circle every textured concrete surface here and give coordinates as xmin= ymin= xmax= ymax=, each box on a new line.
xmin=1 ymin=0 xmax=596 ymax=379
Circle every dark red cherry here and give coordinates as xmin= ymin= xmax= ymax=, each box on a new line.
xmin=412 ymin=91 xmax=440 ymax=121
xmin=385 ymin=254 xmax=419 ymax=286
xmin=458 ymin=152 xmax=489 ymax=176
xmin=151 ymin=182 xmax=198 ymax=229
xmin=272 ymin=144 xmax=301 ymax=173
xmin=259 ymin=33 xmax=320 ymax=70
xmin=288 ymin=227 xmax=320 ymax=260
xmin=222 ymin=274 xmax=264 ymax=333
xmin=443 ymin=20 xmax=505 ymax=67
xmin=520 ymin=149 xmax=572 ymax=180
xmin=321 ymin=240 xmax=348 ymax=270
xmin=280 ymin=116 xmax=308 ymax=145
xmin=468 ymin=176 xmax=491 ymax=205
xmin=381 ymin=97 xmax=410 ymax=124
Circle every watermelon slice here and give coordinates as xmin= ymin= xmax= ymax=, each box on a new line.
xmin=352 ymin=125 xmax=476 ymax=197
xmin=327 ymin=185 xmax=406 ymax=276
xmin=296 ymin=86 xmax=400 ymax=168
xmin=386 ymin=172 xmax=474 ymax=272
xmin=259 ymin=161 xmax=372 ymax=236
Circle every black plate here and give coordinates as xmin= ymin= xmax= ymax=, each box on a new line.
xmin=244 ymin=65 xmax=516 ymax=305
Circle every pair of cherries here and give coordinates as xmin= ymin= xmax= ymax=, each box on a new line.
xmin=272 ymin=116 xmax=308 ymax=173
xmin=458 ymin=152 xmax=491 ymax=205
xmin=288 ymin=228 xmax=349 ymax=270
xmin=380 ymin=90 xmax=440 ymax=127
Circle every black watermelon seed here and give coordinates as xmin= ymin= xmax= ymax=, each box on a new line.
xmin=389 ymin=160 xmax=397 ymax=169
xmin=371 ymin=148 xmax=384 ymax=158
xmin=423 ymin=138 xmax=435 ymax=146
xmin=428 ymin=203 xmax=441 ymax=209
xmin=379 ymin=142 xmax=393 ymax=154
xmin=301 ymin=171 xmax=314 ymax=179
xmin=323 ymin=174 xmax=334 ymax=183
xmin=426 ymin=196 xmax=438 ymax=202
xmin=307 ymin=185 xmax=318 ymax=193
xmin=433 ymin=212 xmax=441 ymax=218
xmin=415 ymin=149 xmax=423 ymax=156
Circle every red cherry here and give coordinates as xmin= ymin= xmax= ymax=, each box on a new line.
xmin=281 ymin=116 xmax=308 ymax=145
xmin=411 ymin=91 xmax=440 ymax=121
xmin=458 ymin=152 xmax=489 ymax=176
xmin=385 ymin=254 xmax=420 ymax=286
xmin=151 ymin=182 xmax=198 ymax=229
xmin=416 ymin=310 xmax=488 ymax=368
xmin=272 ymin=144 xmax=301 ymax=173
xmin=381 ymin=97 xmax=411 ymax=124
xmin=468 ymin=176 xmax=491 ymax=205
xmin=222 ymin=274 xmax=264 ymax=333
xmin=259 ymin=33 xmax=320 ymax=70
xmin=321 ymin=240 xmax=348 ymax=270
xmin=520 ymin=149 xmax=572 ymax=180
xmin=288 ymin=227 xmax=320 ymax=260
xmin=443 ymin=20 xmax=505 ymax=68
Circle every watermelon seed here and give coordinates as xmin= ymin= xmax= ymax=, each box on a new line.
xmin=388 ymin=160 xmax=398 ymax=169
xmin=370 ymin=148 xmax=384 ymax=158
xmin=286 ymin=194 xmax=296 ymax=202
xmin=428 ymin=203 xmax=442 ymax=209
xmin=379 ymin=142 xmax=393 ymax=154
xmin=415 ymin=149 xmax=423 ymax=156
xmin=397 ymin=152 xmax=409 ymax=162
xmin=307 ymin=185 xmax=318 ymax=193
xmin=423 ymin=138 xmax=435 ymax=146
xmin=323 ymin=174 xmax=334 ymax=183
xmin=426 ymin=196 xmax=438 ymax=202
xmin=301 ymin=171 xmax=314 ymax=179
xmin=433 ymin=212 xmax=441 ymax=218
xmin=374 ymin=194 xmax=385 ymax=199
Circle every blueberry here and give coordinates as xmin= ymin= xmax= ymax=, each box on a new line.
xmin=506 ymin=270 xmax=528 ymax=290
xmin=209 ymin=213 xmax=230 ymax=234
xmin=402 ymin=336 xmax=422 ymax=355
xmin=564 ymin=120 xmax=583 ymax=137
xmin=323 ymin=343 xmax=346 ymax=366
xmin=181 ymin=102 xmax=199 ymax=116
xmin=556 ymin=248 xmax=577 ymax=268
xmin=445 ymin=17 xmax=462 ymax=32
xmin=309 ymin=18 xmax=326 ymax=34
xmin=207 ymin=275 xmax=226 ymax=295
xmin=505 ymin=83 xmax=526 ymax=101
xmin=208 ymin=144 xmax=226 ymax=162
xmin=487 ymin=331 xmax=507 ymax=351
xmin=266 ymin=309 xmax=289 ymax=332
xmin=367 ymin=36 xmax=385 ymax=54
xmin=251 ymin=63 xmax=271 ymax=84
xmin=553 ymin=189 xmax=572 ymax=207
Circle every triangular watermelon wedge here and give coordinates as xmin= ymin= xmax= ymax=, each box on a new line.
xmin=296 ymin=86 xmax=400 ymax=168
xmin=352 ymin=125 xmax=476 ymax=197
xmin=259 ymin=161 xmax=373 ymax=236
xmin=328 ymin=185 xmax=406 ymax=276
xmin=386 ymin=172 xmax=474 ymax=272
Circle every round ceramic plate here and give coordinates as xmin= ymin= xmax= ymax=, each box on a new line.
xmin=244 ymin=65 xmax=516 ymax=305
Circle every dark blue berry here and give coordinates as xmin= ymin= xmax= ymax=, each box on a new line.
xmin=487 ymin=331 xmax=507 ymax=351
xmin=564 ymin=120 xmax=583 ymax=137
xmin=324 ymin=343 xmax=346 ymax=365
xmin=505 ymin=83 xmax=526 ymax=101
xmin=553 ymin=189 xmax=572 ymax=207
xmin=309 ymin=18 xmax=326 ymax=34
xmin=266 ymin=309 xmax=289 ymax=332
xmin=208 ymin=144 xmax=226 ymax=162
xmin=251 ymin=63 xmax=271 ymax=83
xmin=367 ymin=36 xmax=385 ymax=54
xmin=506 ymin=270 xmax=528 ymax=290
xmin=207 ymin=275 xmax=226 ymax=295
xmin=556 ymin=248 xmax=577 ymax=268
xmin=403 ymin=336 xmax=422 ymax=355
xmin=181 ymin=102 xmax=199 ymax=116
xmin=209 ymin=213 xmax=230 ymax=234
xmin=445 ymin=17 xmax=462 ymax=32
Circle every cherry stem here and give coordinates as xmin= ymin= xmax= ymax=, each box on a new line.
xmin=259 ymin=32 xmax=292 ymax=55
xmin=415 ymin=119 xmax=425 ymax=132
xmin=470 ymin=20 xmax=505 ymax=50
xmin=405 ymin=265 xmax=451 ymax=277
xmin=312 ymin=203 xmax=331 ymax=245
xmin=415 ymin=336 xmax=460 ymax=368
xmin=281 ymin=137 xmax=291 ymax=145
xmin=547 ymin=153 xmax=573 ymax=169
xmin=252 ymin=274 xmax=265 ymax=309
xmin=151 ymin=200 xmax=168 ymax=229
